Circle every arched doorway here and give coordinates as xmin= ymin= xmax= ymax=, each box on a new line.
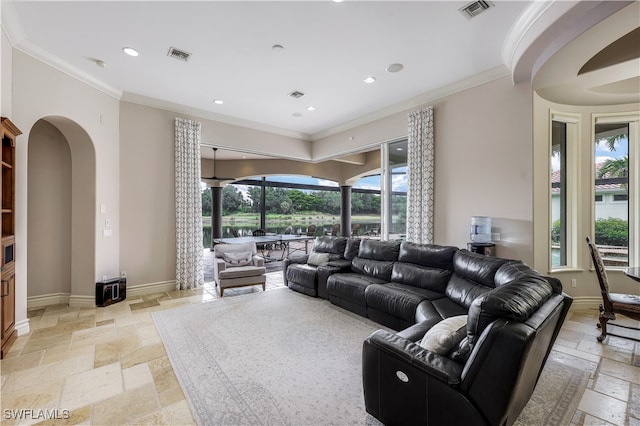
xmin=27 ymin=117 xmax=96 ymax=305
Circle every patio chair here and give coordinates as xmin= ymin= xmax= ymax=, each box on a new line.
xmin=585 ymin=236 xmax=640 ymax=342
xmin=325 ymin=223 xmax=340 ymax=236
xmin=306 ymin=224 xmax=317 ymax=237
xmin=351 ymin=223 xmax=361 ymax=236
xmin=253 ymin=229 xmax=271 ymax=259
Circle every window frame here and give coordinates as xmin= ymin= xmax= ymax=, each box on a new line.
xmin=550 ymin=111 xmax=581 ymax=271
xmin=591 ymin=112 xmax=640 ymax=270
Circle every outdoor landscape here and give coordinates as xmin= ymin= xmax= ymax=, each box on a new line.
xmin=201 ymin=184 xmax=404 ymax=246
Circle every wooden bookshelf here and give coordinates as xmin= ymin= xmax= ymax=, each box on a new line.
xmin=1 ymin=117 xmax=20 ymax=359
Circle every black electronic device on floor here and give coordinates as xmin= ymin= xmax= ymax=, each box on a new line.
xmin=96 ymin=277 xmax=126 ymax=307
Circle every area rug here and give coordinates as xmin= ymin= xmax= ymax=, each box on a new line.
xmin=152 ymin=288 xmax=386 ymax=425
xmin=153 ymin=288 xmax=589 ymax=425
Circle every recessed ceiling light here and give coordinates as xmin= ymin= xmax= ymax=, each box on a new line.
xmin=386 ymin=63 xmax=404 ymax=73
xmin=332 ymin=0 xmax=344 ymax=3
xmin=95 ymin=60 xmax=106 ymax=68
xmin=213 ymin=99 xmax=224 ymax=105
xmin=272 ymin=44 xmax=284 ymax=52
xmin=306 ymin=106 xmax=316 ymax=111
xmin=122 ymin=47 xmax=139 ymax=57
xmin=364 ymin=76 xmax=376 ymax=84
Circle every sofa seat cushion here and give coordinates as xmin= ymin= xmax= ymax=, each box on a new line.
xmin=365 ymin=283 xmax=444 ymax=323
xmin=218 ymin=265 xmax=266 ymax=280
xmin=327 ymin=273 xmax=387 ymax=306
xmin=286 ymin=264 xmax=319 ymax=289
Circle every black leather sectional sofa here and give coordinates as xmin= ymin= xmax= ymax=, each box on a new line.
xmin=283 ymin=236 xmax=573 ymax=426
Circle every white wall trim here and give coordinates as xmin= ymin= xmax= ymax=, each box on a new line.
xmin=568 ymin=296 xmax=600 ymax=311
xmin=27 ymin=293 xmax=70 ymax=309
xmin=127 ymin=280 xmax=176 ymax=297
xmin=26 ymin=281 xmax=176 ymax=309
xmin=15 ymin=318 xmax=30 ymax=336
xmin=69 ymin=295 xmax=95 ymax=309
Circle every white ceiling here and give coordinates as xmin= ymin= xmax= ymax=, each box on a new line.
xmin=4 ymin=1 xmax=638 ymax=161
xmin=6 ymin=0 xmax=530 ymax=142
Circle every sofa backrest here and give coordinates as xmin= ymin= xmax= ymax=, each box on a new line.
xmin=445 ymin=250 xmax=512 ymax=308
xmin=343 ymin=238 xmax=362 ymax=260
xmin=351 ymin=239 xmax=400 ymax=281
xmin=312 ymin=236 xmax=348 ymax=258
xmin=391 ymin=242 xmax=458 ymax=292
xmin=213 ymin=242 xmax=257 ymax=258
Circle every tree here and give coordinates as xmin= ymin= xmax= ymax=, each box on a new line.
xmin=598 ymin=156 xmax=629 ymax=193
xmin=222 ymin=185 xmax=245 ymax=213
xmin=201 ymin=187 xmax=212 ymax=215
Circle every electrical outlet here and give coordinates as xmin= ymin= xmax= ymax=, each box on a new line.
xmin=102 ymin=275 xmax=107 ymax=282
xmin=121 ymin=271 xmax=126 ymax=278
xmin=571 ymin=279 xmax=577 ymax=288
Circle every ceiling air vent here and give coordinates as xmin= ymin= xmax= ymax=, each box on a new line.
xmin=288 ymin=90 xmax=306 ymax=99
xmin=459 ymin=0 xmax=494 ymax=19
xmin=167 ymin=47 xmax=192 ymax=62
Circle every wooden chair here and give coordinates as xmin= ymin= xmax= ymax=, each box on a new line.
xmin=325 ymin=223 xmax=340 ymax=236
xmin=585 ymin=236 xmax=640 ymax=342
xmin=351 ymin=223 xmax=361 ymax=236
xmin=306 ymin=224 xmax=316 ymax=237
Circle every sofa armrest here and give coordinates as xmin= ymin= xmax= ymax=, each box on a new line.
xmin=326 ymin=258 xmax=352 ymax=270
xmin=365 ymin=329 xmax=463 ymax=385
xmin=288 ymin=254 xmax=309 ymax=264
xmin=252 ymin=255 xmax=265 ymax=267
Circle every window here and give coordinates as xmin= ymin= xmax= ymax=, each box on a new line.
xmin=595 ymin=194 xmax=603 ymax=203
xmin=381 ymin=139 xmax=408 ymax=240
xmin=592 ymin=114 xmax=638 ymax=268
xmin=550 ymin=112 xmax=580 ymax=269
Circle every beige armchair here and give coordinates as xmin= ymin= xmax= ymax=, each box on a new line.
xmin=213 ymin=242 xmax=266 ymax=296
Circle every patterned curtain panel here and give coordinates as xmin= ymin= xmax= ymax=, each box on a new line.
xmin=406 ymin=106 xmax=435 ymax=244
xmin=175 ymin=117 xmax=204 ymax=290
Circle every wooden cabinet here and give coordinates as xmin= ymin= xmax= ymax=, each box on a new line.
xmin=1 ymin=117 xmax=20 ymax=359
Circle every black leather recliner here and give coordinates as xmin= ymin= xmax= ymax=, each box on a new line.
xmin=283 ymin=236 xmax=356 ymax=297
xmin=362 ymin=275 xmax=572 ymax=426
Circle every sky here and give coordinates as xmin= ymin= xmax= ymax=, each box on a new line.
xmin=551 ymin=136 xmax=629 ymax=172
xmin=203 ymin=166 xmax=409 ymax=199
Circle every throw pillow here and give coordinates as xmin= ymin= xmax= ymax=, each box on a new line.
xmin=419 ymin=315 xmax=468 ymax=356
xmin=222 ymin=251 xmax=253 ymax=267
xmin=307 ymin=252 xmax=330 ymax=266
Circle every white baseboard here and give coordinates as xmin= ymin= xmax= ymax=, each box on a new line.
xmin=15 ymin=318 xmax=30 ymax=336
xmin=27 ymin=293 xmax=70 ymax=309
xmin=27 ymin=281 xmax=177 ymax=310
xmin=69 ymin=295 xmax=95 ymax=309
xmin=568 ymin=297 xmax=601 ymax=311
xmin=128 ymin=280 xmax=176 ymax=297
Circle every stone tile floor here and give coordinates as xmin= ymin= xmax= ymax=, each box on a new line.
xmin=1 ymin=268 xmax=639 ymax=425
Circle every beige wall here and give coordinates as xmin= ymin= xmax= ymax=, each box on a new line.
xmin=533 ymin=94 xmax=640 ymax=301
xmin=1 ymin=29 xmax=11 ymax=117
xmin=27 ymin=120 xmax=71 ymax=296
xmin=13 ymin=50 xmax=119 ymax=315
xmin=120 ymin=76 xmax=535 ymax=291
xmin=317 ymin=76 xmax=535 ymax=261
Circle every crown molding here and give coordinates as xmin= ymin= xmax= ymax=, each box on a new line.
xmin=502 ymin=0 xmax=555 ymax=76
xmin=121 ymin=92 xmax=312 ymax=142
xmin=311 ymin=65 xmax=510 ymax=141
xmin=2 ymin=0 xmax=121 ymax=100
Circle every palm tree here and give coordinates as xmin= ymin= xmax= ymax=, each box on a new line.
xmin=596 ymin=133 xmax=629 ymax=194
